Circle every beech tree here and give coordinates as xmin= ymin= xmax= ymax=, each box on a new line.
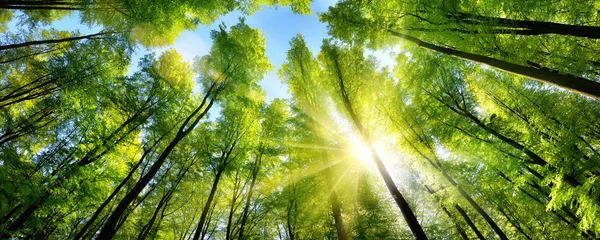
xmin=2 ymin=1 xmax=600 ymax=239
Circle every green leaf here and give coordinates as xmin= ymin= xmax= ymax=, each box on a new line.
xmin=19 ymin=184 xmax=31 ymax=196
xmin=3 ymin=183 xmax=15 ymax=195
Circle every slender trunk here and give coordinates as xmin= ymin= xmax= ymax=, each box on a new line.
xmin=202 ymin=195 xmax=220 ymax=239
xmin=97 ymin=88 xmax=216 ymax=239
xmin=450 ymin=12 xmax=600 ymax=39
xmin=286 ymin=199 xmax=296 ymax=240
xmin=225 ymin=197 xmax=236 ymax=240
xmin=495 ymin=207 xmax=532 ymax=240
xmin=446 ymin=172 xmax=508 ymax=240
xmin=226 ymin=170 xmax=243 ymax=240
xmin=0 ymin=5 xmax=84 ymax=10
xmin=74 ymin=149 xmax=148 ymax=239
xmin=330 ymin=52 xmax=428 ymax=239
xmin=137 ymin=188 xmax=174 ymax=240
xmin=238 ymin=172 xmax=257 ymax=239
xmin=423 ymin=185 xmax=469 ymax=240
xmin=318 ymin=146 xmax=348 ymax=240
xmin=388 ymin=30 xmax=600 ymax=100
xmin=459 ymin=109 xmax=581 ymax=186
xmin=0 ymin=1 xmax=80 ymax=6
xmin=286 ymin=183 xmax=297 ymax=240
xmin=330 ymin=192 xmax=348 ymax=240
xmin=0 ymin=203 xmax=23 ymax=225
xmin=404 ymin=26 xmax=576 ymax=36
xmin=454 ymin=205 xmax=486 ymax=240
xmin=5 ymin=193 xmax=50 ymax=232
xmin=461 ymin=110 xmax=546 ymax=166
xmin=193 ymin=167 xmax=225 ymax=240
xmin=77 ymin=99 xmax=156 ymax=166
xmin=395 ymin=117 xmax=507 ymax=240
xmin=238 ymin=151 xmax=262 ymax=239
xmin=429 ymin=92 xmax=582 ymax=187
xmin=0 ymin=47 xmax=61 ymax=64
xmin=0 ymin=31 xmax=115 ymax=51
xmin=442 ymin=207 xmax=469 ymax=240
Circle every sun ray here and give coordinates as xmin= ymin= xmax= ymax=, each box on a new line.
xmin=272 ymin=157 xmax=347 ymax=190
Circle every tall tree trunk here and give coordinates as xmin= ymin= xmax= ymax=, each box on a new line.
xmin=423 ymin=185 xmax=470 ymax=240
xmin=495 ymin=206 xmax=533 ymax=240
xmin=97 ymin=85 xmax=217 ymax=239
xmin=393 ymin=115 xmax=508 ymax=240
xmin=329 ymin=53 xmax=428 ymax=239
xmin=330 ymin=192 xmax=348 ymax=240
xmin=388 ymin=30 xmax=600 ymax=100
xmin=0 ymin=5 xmax=84 ymax=10
xmin=449 ymin=12 xmax=600 ymax=39
xmin=193 ymin=167 xmax=225 ymax=240
xmin=137 ymin=161 xmax=191 ymax=240
xmin=286 ymin=183 xmax=298 ymax=240
xmin=439 ymin=164 xmax=508 ymax=240
xmin=454 ymin=205 xmax=486 ymax=240
xmin=74 ymin=149 xmax=147 ymax=239
xmin=0 ymin=31 xmax=116 ymax=51
xmin=0 ymin=1 xmax=80 ymax=7
xmin=225 ymin=169 xmax=243 ymax=240
xmin=238 ymin=152 xmax=261 ymax=240
xmin=426 ymin=91 xmax=582 ymax=187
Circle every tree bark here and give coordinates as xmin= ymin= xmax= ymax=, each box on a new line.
xmin=454 ymin=205 xmax=486 ymax=240
xmin=426 ymin=90 xmax=582 ymax=187
xmin=97 ymin=84 xmax=216 ymax=239
xmin=423 ymin=185 xmax=470 ymax=240
xmin=193 ymin=167 xmax=225 ymax=240
xmin=238 ymin=152 xmax=262 ymax=240
xmin=74 ymin=149 xmax=147 ymax=239
xmin=0 ymin=31 xmax=116 ymax=51
xmin=395 ymin=116 xmax=508 ymax=240
xmin=329 ymin=50 xmax=428 ymax=239
xmin=137 ymin=167 xmax=186 ymax=240
xmin=388 ymin=30 xmax=600 ymax=100
xmin=331 ymin=192 xmax=349 ymax=240
xmin=449 ymin=12 xmax=600 ymax=39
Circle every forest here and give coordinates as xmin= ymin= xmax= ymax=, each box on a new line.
xmin=1 ymin=0 xmax=600 ymax=239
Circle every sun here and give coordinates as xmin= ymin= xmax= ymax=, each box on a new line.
xmin=350 ymin=142 xmax=372 ymax=164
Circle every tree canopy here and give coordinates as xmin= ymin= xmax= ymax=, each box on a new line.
xmin=2 ymin=0 xmax=600 ymax=239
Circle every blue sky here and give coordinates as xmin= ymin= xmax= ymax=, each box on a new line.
xmin=25 ymin=0 xmax=398 ymax=103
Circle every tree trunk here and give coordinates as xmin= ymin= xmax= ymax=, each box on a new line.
xmin=238 ymin=157 xmax=260 ymax=240
xmin=74 ymin=150 xmax=146 ymax=239
xmin=0 ymin=5 xmax=84 ymax=10
xmin=330 ymin=192 xmax=348 ymax=240
xmin=423 ymin=185 xmax=469 ymax=240
xmin=330 ymin=52 xmax=428 ymax=239
xmin=450 ymin=12 xmax=600 ymax=39
xmin=0 ymin=1 xmax=80 ymax=7
xmin=0 ymin=31 xmax=115 ymax=51
xmin=397 ymin=119 xmax=508 ymax=240
xmin=96 ymin=87 xmax=216 ymax=239
xmin=286 ymin=184 xmax=297 ymax=240
xmin=388 ymin=30 xmax=600 ymax=100
xmin=193 ymin=167 xmax=225 ymax=240
xmin=454 ymin=205 xmax=486 ymax=240
xmin=430 ymin=93 xmax=583 ymax=187
xmin=225 ymin=170 xmax=243 ymax=240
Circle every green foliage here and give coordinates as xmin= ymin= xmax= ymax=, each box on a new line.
xmin=2 ymin=1 xmax=600 ymax=239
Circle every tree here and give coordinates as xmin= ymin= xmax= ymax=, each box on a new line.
xmin=319 ymin=42 xmax=428 ymax=239
xmin=97 ymin=19 xmax=271 ymax=239
xmin=320 ymin=0 xmax=600 ymax=100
